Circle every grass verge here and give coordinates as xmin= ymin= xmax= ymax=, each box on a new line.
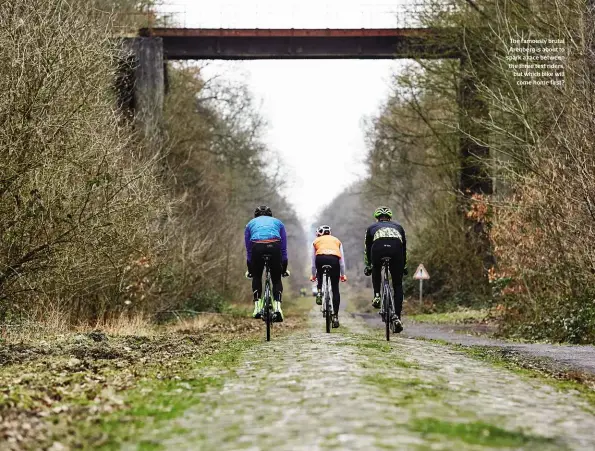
xmin=408 ymin=309 xmax=490 ymax=325
xmin=1 ymin=300 xmax=309 ymax=450
xmin=76 ymin=338 xmax=258 ymax=450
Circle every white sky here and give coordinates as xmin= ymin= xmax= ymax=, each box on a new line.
xmin=159 ymin=1 xmax=411 ymax=226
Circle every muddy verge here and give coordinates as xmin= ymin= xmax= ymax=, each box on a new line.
xmin=0 ymin=313 xmax=305 ymax=450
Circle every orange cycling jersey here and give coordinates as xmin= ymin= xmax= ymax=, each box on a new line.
xmin=313 ymin=235 xmax=342 ymax=258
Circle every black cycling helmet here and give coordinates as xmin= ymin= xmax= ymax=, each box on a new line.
xmin=254 ymin=205 xmax=272 ymax=217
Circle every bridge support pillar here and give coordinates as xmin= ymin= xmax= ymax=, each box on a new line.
xmin=119 ymin=37 xmax=165 ymax=142
xmin=458 ymin=54 xmax=491 ymax=197
xmin=458 ymin=52 xmax=494 ymax=271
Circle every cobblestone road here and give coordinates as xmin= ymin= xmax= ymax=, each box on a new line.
xmin=132 ymin=311 xmax=595 ymax=451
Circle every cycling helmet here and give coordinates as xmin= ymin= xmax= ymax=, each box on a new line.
xmin=373 ymin=206 xmax=393 ymax=220
xmin=254 ymin=205 xmax=272 ymax=217
xmin=316 ymin=225 xmax=331 ymax=236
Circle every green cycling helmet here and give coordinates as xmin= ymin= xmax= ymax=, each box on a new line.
xmin=373 ymin=206 xmax=393 ymax=219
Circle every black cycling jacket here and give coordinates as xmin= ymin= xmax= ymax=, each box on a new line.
xmin=364 ymin=220 xmax=407 ymax=268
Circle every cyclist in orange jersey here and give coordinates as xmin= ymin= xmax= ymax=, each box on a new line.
xmin=310 ymin=225 xmax=347 ymax=328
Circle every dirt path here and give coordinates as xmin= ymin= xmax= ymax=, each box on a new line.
xmin=358 ymin=312 xmax=595 ymax=375
xmin=126 ymin=310 xmax=595 ymax=450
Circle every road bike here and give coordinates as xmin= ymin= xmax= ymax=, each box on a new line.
xmin=261 ymin=254 xmax=275 ymax=341
xmin=320 ymin=264 xmax=334 ymax=333
xmin=259 ymin=254 xmax=289 ymax=342
xmin=379 ymin=257 xmax=400 ymax=341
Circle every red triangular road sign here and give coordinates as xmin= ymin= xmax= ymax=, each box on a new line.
xmin=413 ymin=264 xmax=430 ymax=280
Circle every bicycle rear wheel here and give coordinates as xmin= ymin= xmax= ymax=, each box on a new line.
xmin=264 ymin=279 xmax=272 ymax=342
xmin=265 ymin=297 xmax=271 ymax=341
xmin=325 ymin=297 xmax=331 ymax=333
xmin=383 ymin=281 xmax=391 ymax=341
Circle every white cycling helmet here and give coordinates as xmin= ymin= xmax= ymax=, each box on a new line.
xmin=316 ymin=225 xmax=332 ymax=236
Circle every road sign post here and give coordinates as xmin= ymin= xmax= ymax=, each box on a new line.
xmin=413 ymin=264 xmax=430 ymax=307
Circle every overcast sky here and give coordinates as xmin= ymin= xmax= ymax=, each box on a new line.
xmin=159 ymin=1 xmax=409 ymax=227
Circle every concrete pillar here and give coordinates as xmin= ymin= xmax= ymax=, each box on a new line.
xmin=458 ymin=51 xmax=495 ymax=271
xmin=120 ymin=37 xmax=164 ymax=142
xmin=458 ymin=53 xmax=492 ymax=196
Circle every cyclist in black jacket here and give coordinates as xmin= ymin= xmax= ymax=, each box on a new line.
xmin=363 ymin=206 xmax=407 ymax=332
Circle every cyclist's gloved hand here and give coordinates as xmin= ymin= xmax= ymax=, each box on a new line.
xmin=281 ymin=259 xmax=289 ymax=277
xmin=310 ymin=275 xmax=317 ymax=282
xmin=403 ymin=266 xmax=408 ymax=276
xmin=340 ymin=275 xmax=347 ymax=282
xmin=246 ymin=260 xmax=252 ymax=273
xmin=364 ymin=266 xmax=372 ymax=277
xmin=245 ymin=271 xmax=252 ymax=279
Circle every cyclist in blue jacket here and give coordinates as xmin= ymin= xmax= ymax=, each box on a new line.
xmin=245 ymin=205 xmax=290 ymax=322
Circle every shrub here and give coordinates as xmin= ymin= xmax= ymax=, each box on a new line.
xmin=0 ymin=0 xmax=163 ymax=322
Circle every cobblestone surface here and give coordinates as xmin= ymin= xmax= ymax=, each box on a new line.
xmin=132 ymin=311 xmax=595 ymax=451
xmin=359 ymin=312 xmax=595 ymax=375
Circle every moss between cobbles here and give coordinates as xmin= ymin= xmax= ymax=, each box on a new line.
xmin=382 ymin=330 xmax=595 ymax=412
xmin=77 ymin=316 xmax=310 ymax=449
xmin=451 ymin=344 xmax=595 ymax=412
xmin=1 ymin=306 xmax=309 ymax=450
xmin=71 ymin=338 xmax=259 ymax=450
xmin=137 ymin=440 xmax=165 ymax=451
xmin=80 ymin=304 xmax=307 ymax=450
xmin=365 ymin=354 xmax=421 ymax=370
xmin=364 ymin=374 xmax=424 ymax=390
xmin=410 ymin=418 xmax=558 ymax=448
xmin=408 ymin=335 xmax=595 ymax=415
xmin=351 ymin=330 xmax=562 ymax=448
xmin=362 ymin=373 xmax=447 ymax=407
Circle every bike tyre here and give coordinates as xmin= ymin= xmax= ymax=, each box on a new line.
xmin=265 ymin=297 xmax=271 ymax=341
xmin=384 ymin=282 xmax=390 ymax=342
xmin=325 ymin=297 xmax=331 ymax=333
xmin=264 ymin=281 xmax=272 ymax=342
xmin=323 ymin=274 xmax=332 ymax=333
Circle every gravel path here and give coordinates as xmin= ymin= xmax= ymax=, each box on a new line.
xmin=127 ymin=310 xmax=595 ymax=450
xmin=358 ymin=312 xmax=595 ymax=375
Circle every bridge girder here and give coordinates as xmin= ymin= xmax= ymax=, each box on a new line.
xmin=122 ymin=28 xmax=490 ymax=197
xmin=138 ymin=28 xmax=460 ymax=60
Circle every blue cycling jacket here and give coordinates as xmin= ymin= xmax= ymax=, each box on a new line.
xmin=244 ymin=216 xmax=288 ymax=262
